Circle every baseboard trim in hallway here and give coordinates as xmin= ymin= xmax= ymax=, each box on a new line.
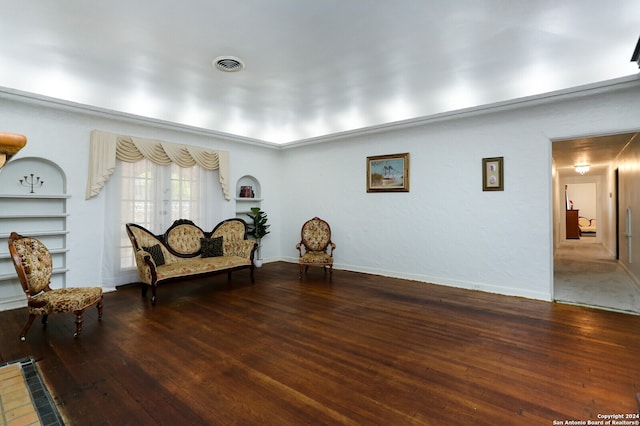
xmin=555 ymin=299 xmax=640 ymax=316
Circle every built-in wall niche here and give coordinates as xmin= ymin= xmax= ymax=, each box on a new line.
xmin=0 ymin=157 xmax=69 ymax=310
xmin=235 ymin=175 xmax=263 ymax=221
xmin=1 ymin=156 xmax=66 ymax=195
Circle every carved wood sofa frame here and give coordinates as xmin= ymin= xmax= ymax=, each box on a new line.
xmin=126 ymin=218 xmax=257 ymax=305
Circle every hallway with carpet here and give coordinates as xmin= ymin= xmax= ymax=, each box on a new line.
xmin=554 ymin=237 xmax=640 ymax=314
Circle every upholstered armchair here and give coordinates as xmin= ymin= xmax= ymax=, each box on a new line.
xmin=296 ymin=217 xmax=336 ymax=280
xmin=8 ymin=232 xmax=103 ymax=341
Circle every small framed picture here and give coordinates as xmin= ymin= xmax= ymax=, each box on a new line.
xmin=366 ymin=153 xmax=410 ymax=192
xmin=482 ymin=157 xmax=504 ymax=191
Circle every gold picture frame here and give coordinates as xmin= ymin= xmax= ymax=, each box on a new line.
xmin=482 ymin=157 xmax=504 ymax=191
xmin=366 ymin=153 xmax=410 ymax=192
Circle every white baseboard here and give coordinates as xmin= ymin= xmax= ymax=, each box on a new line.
xmin=278 ymin=257 xmax=551 ymax=301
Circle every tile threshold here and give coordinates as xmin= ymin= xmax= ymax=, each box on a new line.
xmin=0 ymin=357 xmax=64 ymax=426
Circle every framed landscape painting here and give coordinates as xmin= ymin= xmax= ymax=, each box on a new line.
xmin=366 ymin=153 xmax=410 ymax=192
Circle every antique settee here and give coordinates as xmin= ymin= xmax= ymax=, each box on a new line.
xmin=578 ymin=217 xmax=597 ymax=234
xmin=126 ymin=218 xmax=257 ymax=304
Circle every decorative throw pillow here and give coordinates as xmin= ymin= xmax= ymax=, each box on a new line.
xmin=142 ymin=244 xmax=165 ymax=266
xmin=201 ymin=236 xmax=223 ymax=258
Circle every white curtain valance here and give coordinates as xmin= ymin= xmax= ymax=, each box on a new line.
xmin=85 ymin=130 xmax=230 ymax=200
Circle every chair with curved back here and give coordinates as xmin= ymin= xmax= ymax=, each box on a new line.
xmin=296 ymin=217 xmax=336 ymax=280
xmin=8 ymin=232 xmax=103 ymax=341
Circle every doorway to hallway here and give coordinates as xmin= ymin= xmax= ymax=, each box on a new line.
xmin=552 ymin=132 xmax=640 ymax=314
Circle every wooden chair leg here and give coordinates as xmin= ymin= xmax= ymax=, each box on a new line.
xmin=20 ymin=314 xmax=37 ymax=342
xmin=299 ymin=264 xmax=304 ymax=279
xmin=329 ymin=266 xmax=333 ymax=281
xmin=97 ymin=296 xmax=104 ymax=319
xmin=73 ymin=309 xmax=86 ymax=337
xmin=151 ymin=284 xmax=157 ymax=305
xmin=41 ymin=314 xmax=49 ymax=326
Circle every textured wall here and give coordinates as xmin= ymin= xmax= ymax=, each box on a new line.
xmin=1 ymin=78 xmax=640 ymax=309
xmin=281 ymin=80 xmax=640 ymax=301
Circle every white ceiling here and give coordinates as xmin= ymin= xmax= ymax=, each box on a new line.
xmin=1 ymin=1 xmax=639 ymax=145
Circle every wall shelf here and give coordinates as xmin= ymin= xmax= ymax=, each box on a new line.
xmin=0 ymin=268 xmax=69 ymax=282
xmin=0 ymin=231 xmax=70 ymax=240
xmin=0 ymin=248 xmax=68 ymax=261
xmin=0 ymin=157 xmax=70 ymax=303
xmin=0 ymin=214 xmax=70 ymax=219
xmin=0 ymin=194 xmax=71 ymax=199
xmin=235 ymin=175 xmax=263 ymax=222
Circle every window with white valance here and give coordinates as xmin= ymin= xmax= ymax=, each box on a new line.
xmin=87 ymin=130 xmax=231 ymax=287
xmin=85 ymin=129 xmax=231 ymax=200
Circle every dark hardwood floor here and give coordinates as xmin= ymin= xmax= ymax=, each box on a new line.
xmin=1 ymin=262 xmax=639 ymax=425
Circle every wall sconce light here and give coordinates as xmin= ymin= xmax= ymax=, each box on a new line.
xmin=574 ymin=164 xmax=590 ymax=175
xmin=0 ymin=132 xmax=27 ymax=169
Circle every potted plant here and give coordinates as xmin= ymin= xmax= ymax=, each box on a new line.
xmin=247 ymin=207 xmax=270 ymax=267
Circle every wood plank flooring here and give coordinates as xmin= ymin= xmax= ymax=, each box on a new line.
xmin=1 ymin=262 xmax=639 ymax=425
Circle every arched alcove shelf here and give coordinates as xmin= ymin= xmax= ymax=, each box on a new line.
xmin=235 ymin=175 xmax=263 ymax=219
xmin=0 ymin=157 xmax=69 ymax=309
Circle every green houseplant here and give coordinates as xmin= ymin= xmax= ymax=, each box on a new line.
xmin=247 ymin=207 xmax=270 ymax=267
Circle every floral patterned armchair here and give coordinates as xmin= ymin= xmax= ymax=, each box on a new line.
xmin=8 ymin=232 xmax=103 ymax=341
xmin=296 ymin=217 xmax=336 ymax=280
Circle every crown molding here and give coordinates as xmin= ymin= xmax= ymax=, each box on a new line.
xmin=280 ymin=74 xmax=640 ymax=149
xmin=2 ymin=73 xmax=639 ymax=150
xmin=0 ymin=86 xmax=280 ymax=149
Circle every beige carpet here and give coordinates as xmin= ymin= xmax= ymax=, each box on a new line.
xmin=554 ymin=239 xmax=640 ymax=314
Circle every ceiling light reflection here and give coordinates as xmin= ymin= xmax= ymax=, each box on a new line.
xmin=514 ymin=63 xmax=560 ymax=98
xmin=338 ymin=107 xmax=367 ymax=132
xmin=124 ymin=89 xmax=163 ymax=119
xmin=382 ymin=99 xmax=414 ymax=123
xmin=441 ymin=82 xmax=480 ymax=111
xmin=32 ymin=70 xmax=86 ymax=103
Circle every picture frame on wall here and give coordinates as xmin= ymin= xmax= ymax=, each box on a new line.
xmin=482 ymin=156 xmax=504 ymax=191
xmin=366 ymin=152 xmax=410 ymax=192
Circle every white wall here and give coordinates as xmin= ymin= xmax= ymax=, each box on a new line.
xmin=0 ymin=92 xmax=281 ymax=305
xmin=281 ymin=79 xmax=640 ymax=301
xmin=566 ymin=183 xmax=596 ymax=219
xmin=1 ymin=77 xmax=640 ymax=310
xmin=617 ymin=135 xmax=640 ymax=280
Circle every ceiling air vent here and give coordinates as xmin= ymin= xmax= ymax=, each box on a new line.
xmin=213 ymin=56 xmax=244 ymax=72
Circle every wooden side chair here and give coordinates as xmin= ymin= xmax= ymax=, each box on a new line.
xmin=8 ymin=232 xmax=103 ymax=341
xmin=296 ymin=217 xmax=336 ymax=280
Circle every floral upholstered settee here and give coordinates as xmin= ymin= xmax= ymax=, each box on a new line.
xmin=578 ymin=217 xmax=597 ymax=234
xmin=126 ymin=219 xmax=257 ymax=304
